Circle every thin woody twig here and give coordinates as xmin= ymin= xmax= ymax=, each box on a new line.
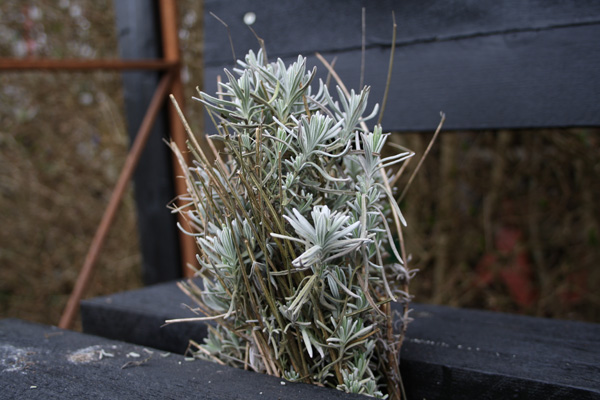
xmin=398 ymin=112 xmax=446 ymax=203
xmin=360 ymin=7 xmax=366 ymax=89
xmin=325 ymin=56 xmax=337 ymax=88
xmin=315 ymin=52 xmax=368 ymax=132
xmin=247 ymin=25 xmax=268 ymax=64
xmin=210 ymin=12 xmax=236 ymax=63
xmin=378 ymin=11 xmax=397 ymax=125
xmin=121 ymin=355 xmax=152 ymax=369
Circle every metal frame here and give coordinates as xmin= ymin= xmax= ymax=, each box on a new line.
xmin=0 ymin=0 xmax=196 ymax=329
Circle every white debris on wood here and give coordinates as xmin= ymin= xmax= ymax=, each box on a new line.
xmin=406 ymin=337 xmax=450 ymax=348
xmin=99 ymin=349 xmax=114 ymax=359
xmin=0 ymin=345 xmax=33 ymax=373
xmin=67 ymin=345 xmax=104 ymax=364
xmin=67 ymin=345 xmax=120 ymax=364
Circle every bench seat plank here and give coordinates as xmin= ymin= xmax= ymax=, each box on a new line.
xmin=0 ymin=318 xmax=363 ymax=399
xmin=81 ymin=282 xmax=600 ymax=399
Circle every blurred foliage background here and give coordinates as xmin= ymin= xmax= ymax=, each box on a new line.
xmin=0 ymin=1 xmax=598 ymax=328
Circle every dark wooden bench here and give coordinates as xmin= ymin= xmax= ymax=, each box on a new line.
xmin=2 ymin=281 xmax=597 ymax=399
xmin=100 ymin=1 xmax=600 ymax=398
xmin=107 ymin=2 xmax=600 ymax=398
xmin=0 ymin=318 xmax=361 ymax=400
xmin=203 ymin=0 xmax=600 ymax=131
xmin=3 ymin=2 xmax=599 ymax=399
xmin=78 ymin=282 xmax=600 ymax=399
xmin=116 ymin=1 xmax=600 ymax=283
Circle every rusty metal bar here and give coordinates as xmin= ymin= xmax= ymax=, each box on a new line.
xmin=159 ymin=0 xmax=198 ymax=278
xmin=58 ymin=71 xmax=175 ymax=330
xmin=0 ymin=58 xmax=176 ymax=71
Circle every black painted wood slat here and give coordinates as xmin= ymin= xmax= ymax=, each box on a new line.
xmin=81 ymin=281 xmax=206 ymax=354
xmin=203 ymin=1 xmax=600 ymax=131
xmin=0 ymin=319 xmax=364 ymax=399
xmin=113 ymin=0 xmax=181 ymax=284
xmin=204 ymin=0 xmax=600 ymax=66
xmin=81 ymin=282 xmax=600 ymax=400
xmin=402 ymin=304 xmax=600 ymax=399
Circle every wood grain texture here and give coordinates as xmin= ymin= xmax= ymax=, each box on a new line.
xmin=81 ymin=282 xmax=600 ymax=399
xmin=401 ymin=304 xmax=600 ymax=399
xmin=204 ymin=0 xmax=600 ymax=65
xmin=203 ymin=1 xmax=600 ymax=130
xmin=114 ymin=0 xmax=181 ymax=284
xmin=81 ymin=281 xmax=207 ymax=354
xmin=0 ymin=319 xmax=364 ymax=399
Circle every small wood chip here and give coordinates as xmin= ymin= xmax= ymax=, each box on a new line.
xmin=99 ymin=349 xmax=114 ymax=360
xmin=121 ymin=355 xmax=152 ymax=369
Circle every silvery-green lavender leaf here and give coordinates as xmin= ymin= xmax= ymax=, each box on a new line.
xmin=170 ymin=47 xmax=418 ymax=398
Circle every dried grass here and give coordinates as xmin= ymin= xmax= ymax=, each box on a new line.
xmin=0 ymin=71 xmax=142 ymax=328
xmin=389 ymin=128 xmax=600 ymax=322
xmin=0 ymin=1 xmax=142 ymax=328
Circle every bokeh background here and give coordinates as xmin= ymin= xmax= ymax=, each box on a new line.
xmin=1 ymin=0 xmax=598 ymax=328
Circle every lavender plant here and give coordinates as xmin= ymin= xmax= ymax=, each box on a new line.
xmin=168 ymin=49 xmax=419 ymax=399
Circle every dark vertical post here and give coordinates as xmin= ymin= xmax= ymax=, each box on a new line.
xmin=113 ymin=0 xmax=181 ymax=283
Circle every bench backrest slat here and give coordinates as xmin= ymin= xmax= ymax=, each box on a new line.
xmin=204 ymin=0 xmax=600 ymax=131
